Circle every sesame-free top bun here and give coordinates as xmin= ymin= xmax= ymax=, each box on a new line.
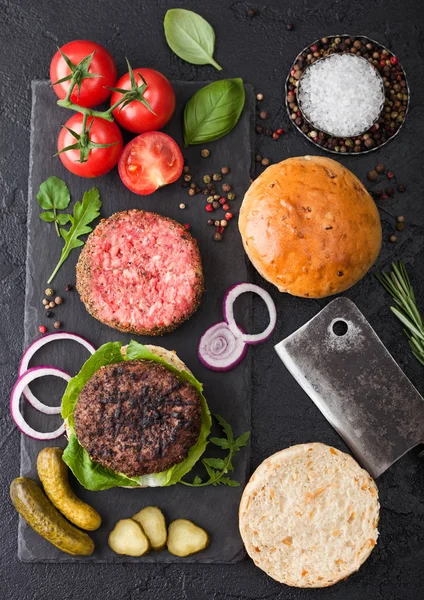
xmin=239 ymin=156 xmax=382 ymax=298
xmin=239 ymin=443 xmax=379 ymax=588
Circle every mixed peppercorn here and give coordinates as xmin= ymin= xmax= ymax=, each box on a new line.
xmin=286 ymin=35 xmax=409 ymax=154
xmin=366 ymin=164 xmax=407 ymax=243
xmin=180 ymin=154 xmax=236 ymax=242
xmin=38 ymin=284 xmax=73 ymax=334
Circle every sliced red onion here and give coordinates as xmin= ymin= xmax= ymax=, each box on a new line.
xmin=18 ymin=331 xmax=95 ymax=409
xmin=10 ymin=367 xmax=67 ymax=440
xmin=198 ymin=321 xmax=247 ymax=372
xmin=223 ymin=283 xmax=277 ymax=345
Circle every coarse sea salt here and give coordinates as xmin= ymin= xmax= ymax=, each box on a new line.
xmin=298 ymin=53 xmax=385 ymax=138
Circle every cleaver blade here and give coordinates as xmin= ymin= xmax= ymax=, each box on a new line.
xmin=274 ymin=297 xmax=424 ymax=478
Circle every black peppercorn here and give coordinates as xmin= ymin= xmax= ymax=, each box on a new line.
xmin=64 ymin=284 xmax=73 ymax=292
xmin=286 ymin=23 xmax=294 ymax=31
xmin=256 ymin=125 xmax=264 ymax=134
xmin=367 ymin=170 xmax=378 ymax=181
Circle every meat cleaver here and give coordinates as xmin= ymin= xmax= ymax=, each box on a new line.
xmin=274 ymin=297 xmax=424 ymax=478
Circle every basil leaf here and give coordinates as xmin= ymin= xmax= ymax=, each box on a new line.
xmin=36 ymin=176 xmax=70 ymax=210
xmin=184 ymin=79 xmax=245 ymax=146
xmin=164 ymin=9 xmax=222 ymax=71
xmin=39 ymin=211 xmax=55 ymax=222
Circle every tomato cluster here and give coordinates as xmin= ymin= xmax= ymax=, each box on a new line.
xmin=50 ymin=40 xmax=183 ymax=194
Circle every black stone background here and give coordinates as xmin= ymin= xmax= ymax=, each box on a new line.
xmin=1 ymin=0 xmax=423 ymax=598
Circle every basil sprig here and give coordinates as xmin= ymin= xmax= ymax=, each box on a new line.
xmin=184 ymin=78 xmax=245 ymax=146
xmin=164 ymin=9 xmax=221 ymax=71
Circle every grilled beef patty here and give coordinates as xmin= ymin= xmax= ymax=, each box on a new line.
xmin=76 ymin=210 xmax=204 ymax=336
xmin=74 ymin=360 xmax=202 ymax=477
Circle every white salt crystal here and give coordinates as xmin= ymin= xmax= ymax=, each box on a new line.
xmin=298 ymin=53 xmax=385 ymax=137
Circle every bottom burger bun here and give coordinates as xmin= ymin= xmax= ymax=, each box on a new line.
xmin=61 ymin=341 xmax=211 ymax=491
xmin=239 ymin=443 xmax=379 ymax=587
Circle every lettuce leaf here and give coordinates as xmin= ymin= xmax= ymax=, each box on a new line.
xmin=61 ymin=340 xmax=211 ymax=491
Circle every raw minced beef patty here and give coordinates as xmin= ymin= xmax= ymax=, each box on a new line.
xmin=76 ymin=210 xmax=204 ymax=335
xmin=74 ymin=360 xmax=202 ymax=477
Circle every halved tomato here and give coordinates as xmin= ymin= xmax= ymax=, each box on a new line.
xmin=118 ymin=132 xmax=183 ymax=195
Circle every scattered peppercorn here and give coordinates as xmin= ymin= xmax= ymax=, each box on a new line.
xmin=255 ymin=125 xmax=264 ymax=134
xmin=397 ymin=215 xmax=405 ymax=223
xmin=255 ymin=154 xmax=262 ymax=163
xmin=214 ymin=220 xmax=220 ymax=227
xmin=45 ymin=288 xmax=54 ymax=297
xmin=397 ymin=184 xmax=406 ymax=193
xmin=48 ymin=301 xmax=55 ymax=308
xmin=222 ymin=183 xmax=231 ymax=192
xmin=183 ymin=223 xmax=191 ymax=231
xmin=247 ymin=7 xmax=256 ymax=17
xmin=227 ymin=192 xmax=236 ymax=200
xmin=222 ymin=203 xmax=230 ymax=211
xmin=213 ymin=232 xmax=223 ymax=241
xmin=225 ymin=212 xmax=233 ymax=220
xmin=387 ymin=171 xmax=395 ymax=179
xmin=42 ymin=299 xmax=49 ymax=306
xmin=64 ymin=284 xmax=73 ymax=292
xmin=220 ymin=220 xmax=228 ymax=227
xmin=221 ymin=166 xmax=230 ymax=175
xmin=272 ymin=132 xmax=279 ymax=140
xmin=261 ymin=157 xmax=270 ymax=167
xmin=183 ymin=174 xmax=192 ymax=182
xmin=212 ymin=201 xmax=220 ymax=209
xmin=395 ymin=222 xmax=405 ymax=231
xmin=54 ymin=321 xmax=62 ymax=329
xmin=375 ymin=164 xmax=385 ymax=173
xmin=188 ymin=188 xmax=196 ymax=196
xmin=54 ymin=296 xmax=63 ymax=305
xmin=367 ymin=170 xmax=378 ymax=181
xmin=38 ymin=325 xmax=47 ymax=334
xmin=389 ymin=234 xmax=397 ymax=243
xmin=259 ymin=111 xmax=268 ymax=120
xmin=212 ymin=173 xmax=222 ymax=181
xmin=286 ymin=23 xmax=294 ymax=31
xmin=256 ymin=93 xmax=264 ymax=101
xmin=44 ymin=305 xmax=50 ymax=311
xmin=205 ymin=204 xmax=214 ymax=212
xmin=203 ymin=174 xmax=211 ymax=184
xmin=183 ymin=165 xmax=190 ymax=173
xmin=276 ymin=128 xmax=283 ymax=135
xmin=207 ymin=219 xmax=214 ymax=226
xmin=179 ymin=203 xmax=186 ymax=209
xmin=190 ymin=182 xmax=197 ymax=189
xmin=45 ymin=311 xmax=53 ymax=318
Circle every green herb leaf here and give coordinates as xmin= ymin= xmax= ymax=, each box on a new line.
xmin=209 ymin=436 xmax=231 ymax=449
xmin=39 ymin=211 xmax=55 ymax=222
xmin=164 ymin=9 xmax=222 ymax=71
xmin=184 ymin=78 xmax=245 ymax=146
xmin=181 ymin=415 xmax=250 ymax=488
xmin=47 ymin=187 xmax=101 ymax=283
xmin=56 ymin=213 xmax=71 ymax=225
xmin=37 ymin=176 xmax=70 ymax=210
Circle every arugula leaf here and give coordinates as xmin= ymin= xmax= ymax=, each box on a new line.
xmin=183 ymin=79 xmax=245 ymax=146
xmin=181 ymin=415 xmax=250 ymax=487
xmin=47 ymin=187 xmax=101 ymax=283
xmin=164 ymin=9 xmax=222 ymax=71
xmin=37 ymin=176 xmax=71 ymax=236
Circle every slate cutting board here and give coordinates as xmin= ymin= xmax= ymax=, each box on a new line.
xmin=20 ymin=80 xmax=255 ymax=563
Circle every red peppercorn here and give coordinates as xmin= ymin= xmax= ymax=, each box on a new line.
xmin=205 ymin=204 xmax=214 ymax=212
xmin=222 ymin=203 xmax=230 ymax=211
xmin=219 ymin=197 xmax=226 ymax=205
xmin=390 ymin=56 xmax=398 ymax=65
xmin=379 ymin=59 xmax=386 ymax=66
xmin=387 ymin=171 xmax=395 ymax=179
xmin=38 ymin=325 xmax=47 ymax=334
xmin=276 ymin=128 xmax=283 ymax=135
xmin=310 ymin=44 xmax=319 ymax=52
xmin=225 ymin=212 xmax=233 ymax=220
xmin=183 ymin=223 xmax=191 ymax=231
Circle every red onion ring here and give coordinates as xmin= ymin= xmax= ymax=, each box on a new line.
xmin=198 ymin=322 xmax=247 ymax=372
xmin=10 ymin=367 xmax=67 ymax=440
xmin=18 ymin=332 xmax=95 ymax=409
xmin=223 ymin=283 xmax=277 ymax=344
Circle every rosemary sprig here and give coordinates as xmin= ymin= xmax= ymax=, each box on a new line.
xmin=376 ymin=261 xmax=424 ymax=366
